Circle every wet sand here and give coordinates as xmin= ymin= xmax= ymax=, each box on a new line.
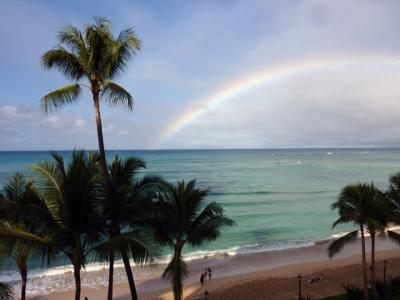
xmin=30 ymin=235 xmax=400 ymax=300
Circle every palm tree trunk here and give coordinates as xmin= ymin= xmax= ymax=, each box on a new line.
xmin=18 ymin=263 xmax=27 ymax=300
xmin=360 ymin=224 xmax=369 ymax=300
xmin=92 ymin=90 xmax=109 ymax=177
xmin=107 ymin=254 xmax=114 ymax=300
xmin=121 ymin=252 xmax=138 ymax=300
xmin=172 ymin=247 xmax=184 ymax=300
xmin=370 ymin=232 xmax=377 ymax=300
xmin=73 ymin=263 xmax=81 ymax=300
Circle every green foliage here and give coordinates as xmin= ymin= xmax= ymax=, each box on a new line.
xmin=328 ymin=183 xmax=389 ymax=257
xmin=162 ymin=251 xmax=187 ymax=300
xmin=101 ymin=80 xmax=133 ymax=110
xmin=41 ymin=17 xmax=141 ymax=112
xmin=152 ymin=180 xmax=235 ymax=300
xmin=0 ymin=173 xmax=54 ymax=300
xmin=30 ymin=150 xmax=105 ymax=262
xmin=328 ymin=230 xmax=358 ymax=258
xmin=319 ymin=280 xmax=400 ymax=299
xmin=95 ymin=155 xmax=164 ymax=263
xmin=391 ymin=276 xmax=400 ymax=290
xmin=0 ymin=282 xmax=13 ymax=300
xmin=42 ymin=84 xmax=82 ymax=112
xmin=342 ymin=284 xmax=364 ymax=300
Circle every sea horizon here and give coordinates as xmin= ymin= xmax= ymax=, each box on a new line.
xmin=1 ymin=146 xmax=399 ymax=152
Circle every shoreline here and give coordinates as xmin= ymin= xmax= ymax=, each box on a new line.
xmin=28 ymin=233 xmax=400 ymax=299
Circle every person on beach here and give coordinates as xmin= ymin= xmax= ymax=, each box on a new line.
xmin=203 ymin=290 xmax=209 ymax=300
xmin=208 ymin=267 xmax=212 ymax=280
xmin=200 ymin=273 xmax=205 ymax=285
xmin=308 ymin=273 xmax=325 ymax=284
xmin=204 ymin=267 xmax=208 ymax=277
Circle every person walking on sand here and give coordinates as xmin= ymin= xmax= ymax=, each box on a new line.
xmin=203 ymin=290 xmax=209 ymax=300
xmin=200 ymin=273 xmax=205 ymax=285
xmin=208 ymin=267 xmax=212 ymax=280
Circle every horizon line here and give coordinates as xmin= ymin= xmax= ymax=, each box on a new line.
xmin=1 ymin=146 xmax=400 ymax=152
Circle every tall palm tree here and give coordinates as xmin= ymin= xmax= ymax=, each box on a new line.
xmin=98 ymin=155 xmax=163 ymax=300
xmin=328 ymin=183 xmax=386 ymax=300
xmin=41 ymin=17 xmax=141 ymax=179
xmin=0 ymin=173 xmax=44 ymax=300
xmin=152 ymin=180 xmax=235 ymax=300
xmin=31 ymin=150 xmax=105 ymax=300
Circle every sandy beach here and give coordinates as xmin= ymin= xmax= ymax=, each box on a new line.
xmin=28 ymin=234 xmax=400 ymax=300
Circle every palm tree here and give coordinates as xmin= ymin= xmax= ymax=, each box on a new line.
xmin=384 ymin=172 xmax=400 ymax=262
xmin=98 ymin=155 xmax=163 ymax=300
xmin=30 ymin=150 xmax=105 ymax=300
xmin=41 ymin=17 xmax=141 ymax=180
xmin=0 ymin=173 xmax=44 ymax=300
xmin=152 ymin=180 xmax=235 ymax=300
xmin=328 ymin=183 xmax=387 ymax=300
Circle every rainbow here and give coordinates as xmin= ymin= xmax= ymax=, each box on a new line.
xmin=156 ymin=54 xmax=400 ymax=147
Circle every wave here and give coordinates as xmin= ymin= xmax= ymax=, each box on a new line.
xmin=5 ymin=225 xmax=397 ymax=296
xmin=0 ymin=238 xmax=317 ymax=296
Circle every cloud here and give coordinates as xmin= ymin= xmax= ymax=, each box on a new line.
xmin=0 ymin=105 xmax=95 ymax=150
xmin=2 ymin=0 xmax=400 ymax=149
xmin=163 ymin=64 xmax=400 ymax=148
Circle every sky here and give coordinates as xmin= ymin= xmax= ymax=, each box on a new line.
xmin=1 ymin=0 xmax=400 ymax=150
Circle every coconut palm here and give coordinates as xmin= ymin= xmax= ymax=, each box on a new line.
xmin=98 ymin=155 xmax=164 ymax=300
xmin=41 ymin=17 xmax=141 ymax=179
xmin=328 ymin=183 xmax=387 ymax=300
xmin=0 ymin=173 xmax=45 ymax=300
xmin=152 ymin=180 xmax=235 ymax=300
xmin=384 ymin=172 xmax=400 ymax=262
xmin=30 ymin=150 xmax=105 ymax=300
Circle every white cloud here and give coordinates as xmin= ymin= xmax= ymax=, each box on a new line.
xmin=164 ymin=64 xmax=400 ymax=148
xmin=0 ymin=105 xmax=95 ymax=150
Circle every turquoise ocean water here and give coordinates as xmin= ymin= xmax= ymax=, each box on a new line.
xmin=1 ymin=148 xmax=400 ymax=278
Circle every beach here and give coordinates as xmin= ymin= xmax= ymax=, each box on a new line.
xmin=2 ymin=149 xmax=400 ymax=299
xmin=28 ymin=234 xmax=400 ymax=300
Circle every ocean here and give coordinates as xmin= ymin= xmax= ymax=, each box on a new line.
xmin=1 ymin=148 xmax=400 ymax=293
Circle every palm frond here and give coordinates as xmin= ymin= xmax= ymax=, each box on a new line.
xmin=109 ymin=27 xmax=141 ymax=78
xmin=387 ymin=230 xmax=400 ymax=246
xmin=0 ymin=282 xmax=13 ymax=300
xmin=0 ymin=221 xmax=53 ymax=253
xmin=41 ymin=84 xmax=82 ymax=113
xmin=41 ymin=47 xmax=85 ymax=80
xmin=85 ymin=22 xmax=112 ymax=78
xmin=1 ymin=172 xmax=26 ymax=203
xmin=188 ymin=202 xmax=235 ymax=247
xmin=31 ymin=162 xmax=66 ymax=228
xmin=101 ymin=80 xmax=133 ymax=110
xmin=57 ymin=24 xmax=88 ymax=59
xmin=93 ymin=228 xmax=159 ymax=264
xmin=162 ymin=251 xmax=187 ymax=300
xmin=108 ymin=155 xmax=145 ymax=186
xmin=332 ymin=216 xmax=352 ymax=229
xmin=328 ymin=230 xmax=359 ymax=258
xmin=93 ymin=17 xmax=111 ymax=33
